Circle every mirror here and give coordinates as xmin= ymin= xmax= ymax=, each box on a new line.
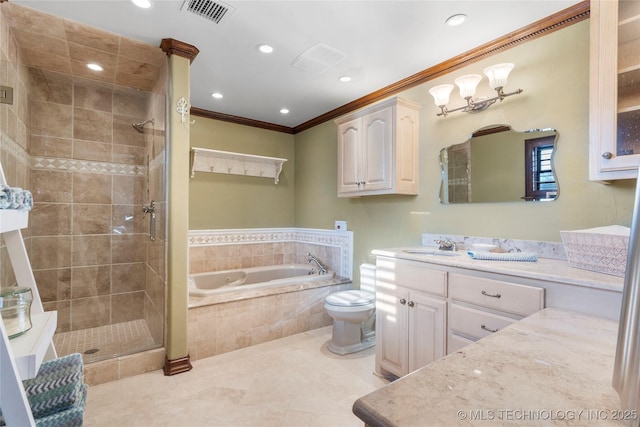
xmin=439 ymin=125 xmax=558 ymax=204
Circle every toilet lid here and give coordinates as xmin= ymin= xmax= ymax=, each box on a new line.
xmin=326 ymin=290 xmax=375 ymax=307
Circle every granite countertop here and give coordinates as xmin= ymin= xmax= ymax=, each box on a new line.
xmin=353 ymin=308 xmax=628 ymax=426
xmin=372 ymin=248 xmax=624 ymax=293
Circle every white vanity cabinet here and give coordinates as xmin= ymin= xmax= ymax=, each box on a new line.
xmin=589 ymin=0 xmax=640 ymax=180
xmin=375 ymin=257 xmax=447 ymax=378
xmin=335 ymin=96 xmax=420 ymax=197
xmin=447 ymin=273 xmax=544 ymax=353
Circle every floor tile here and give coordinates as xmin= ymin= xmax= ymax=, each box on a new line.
xmin=84 ymin=326 xmax=388 ymax=426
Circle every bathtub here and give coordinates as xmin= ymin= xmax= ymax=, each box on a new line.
xmin=189 ymin=264 xmax=335 ymax=298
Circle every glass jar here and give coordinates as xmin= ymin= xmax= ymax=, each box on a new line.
xmin=0 ymin=287 xmax=33 ymax=339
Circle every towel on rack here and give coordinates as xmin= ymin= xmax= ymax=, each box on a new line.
xmin=467 ymin=250 xmax=538 ymax=262
xmin=11 ymin=187 xmax=25 ymax=209
xmin=0 ymin=185 xmax=15 ymax=209
xmin=0 ymin=185 xmax=33 ymax=210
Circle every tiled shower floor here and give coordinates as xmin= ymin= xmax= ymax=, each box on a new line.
xmin=53 ymin=319 xmax=157 ymax=363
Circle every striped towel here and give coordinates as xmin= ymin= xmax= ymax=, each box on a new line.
xmin=467 ymin=251 xmax=538 ymax=262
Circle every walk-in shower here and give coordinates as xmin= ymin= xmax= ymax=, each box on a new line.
xmin=0 ymin=2 xmax=169 ymax=368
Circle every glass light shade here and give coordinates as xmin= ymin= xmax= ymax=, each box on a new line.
xmin=484 ymin=63 xmax=514 ymax=89
xmin=455 ymin=74 xmax=482 ymax=99
xmin=428 ymin=84 xmax=454 ymax=107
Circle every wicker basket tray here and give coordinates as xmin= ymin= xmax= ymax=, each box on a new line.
xmin=560 ymin=225 xmax=630 ymax=277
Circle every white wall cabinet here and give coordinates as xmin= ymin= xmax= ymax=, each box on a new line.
xmin=375 ymin=257 xmax=447 ymax=378
xmin=589 ymin=0 xmax=640 ymax=180
xmin=335 ymin=96 xmax=420 ymax=197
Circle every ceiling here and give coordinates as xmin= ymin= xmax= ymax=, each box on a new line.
xmin=11 ymin=0 xmax=582 ymax=128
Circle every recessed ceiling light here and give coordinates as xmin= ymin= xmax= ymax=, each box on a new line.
xmin=211 ymin=92 xmax=223 ymax=99
xmin=339 ymin=75 xmax=352 ymax=83
xmin=258 ymin=44 xmax=274 ymax=54
xmin=280 ymin=108 xmax=289 ymax=114
xmin=446 ymin=13 xmax=468 ymax=27
xmin=87 ymin=63 xmax=103 ymax=71
xmin=131 ymin=0 xmax=151 ymax=8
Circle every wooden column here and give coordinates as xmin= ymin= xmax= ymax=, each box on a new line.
xmin=159 ymin=38 xmax=199 ymax=376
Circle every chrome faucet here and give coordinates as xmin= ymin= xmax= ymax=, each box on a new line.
xmin=435 ymin=238 xmax=457 ymax=251
xmin=306 ymin=252 xmax=327 ymax=275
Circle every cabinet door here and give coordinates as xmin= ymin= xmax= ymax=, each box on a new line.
xmin=376 ymin=287 xmax=408 ymax=378
xmin=361 ymin=107 xmax=393 ymax=191
xmin=590 ymin=0 xmax=640 ymax=180
xmin=337 ymin=117 xmax=363 ymax=194
xmin=395 ymin=104 xmax=419 ymax=194
xmin=408 ymin=292 xmax=446 ymax=373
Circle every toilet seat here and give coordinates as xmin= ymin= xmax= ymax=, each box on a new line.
xmin=325 ymin=290 xmax=375 ymax=307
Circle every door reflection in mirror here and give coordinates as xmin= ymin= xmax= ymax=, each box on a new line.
xmin=439 ymin=125 xmax=559 ymax=204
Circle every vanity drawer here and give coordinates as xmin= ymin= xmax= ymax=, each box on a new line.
xmin=386 ymin=258 xmax=447 ymax=296
xmin=449 ymin=303 xmax=517 ymax=340
xmin=447 ymin=332 xmax=475 ymax=354
xmin=449 ymin=273 xmax=544 ymax=316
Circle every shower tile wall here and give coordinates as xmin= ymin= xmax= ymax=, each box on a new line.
xmin=0 ymin=4 xmax=31 ymax=288
xmin=27 ymin=69 xmax=152 ymax=335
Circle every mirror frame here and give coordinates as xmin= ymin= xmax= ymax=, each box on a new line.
xmin=439 ymin=125 xmax=559 ymax=204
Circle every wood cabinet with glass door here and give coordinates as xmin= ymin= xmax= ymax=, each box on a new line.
xmin=590 ymin=0 xmax=640 ymax=180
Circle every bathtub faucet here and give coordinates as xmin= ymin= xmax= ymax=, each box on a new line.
xmin=306 ymin=253 xmax=327 ymax=275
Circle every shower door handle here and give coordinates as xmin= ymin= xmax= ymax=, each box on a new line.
xmin=142 ymin=201 xmax=156 ymax=241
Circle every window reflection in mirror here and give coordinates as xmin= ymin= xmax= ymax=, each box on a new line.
xmin=439 ymin=125 xmax=559 ymax=204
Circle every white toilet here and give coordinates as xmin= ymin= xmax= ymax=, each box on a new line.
xmin=324 ymin=264 xmax=376 ymax=355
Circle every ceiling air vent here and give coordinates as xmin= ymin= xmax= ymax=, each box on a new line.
xmin=181 ymin=0 xmax=235 ymax=24
xmin=292 ymin=43 xmax=348 ymax=75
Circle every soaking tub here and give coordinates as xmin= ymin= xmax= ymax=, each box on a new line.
xmin=189 ymin=264 xmax=335 ymax=298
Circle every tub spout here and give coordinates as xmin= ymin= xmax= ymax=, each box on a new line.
xmin=306 ymin=252 xmax=327 ymax=275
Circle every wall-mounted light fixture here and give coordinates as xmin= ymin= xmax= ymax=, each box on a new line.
xmin=428 ymin=63 xmax=523 ymax=117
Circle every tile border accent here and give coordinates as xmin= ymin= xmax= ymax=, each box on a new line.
xmin=31 ymin=156 xmax=146 ymax=176
xmin=189 ymin=228 xmax=354 ymax=279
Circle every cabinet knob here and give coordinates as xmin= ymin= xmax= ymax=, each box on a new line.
xmin=407 ymin=301 xmax=415 ymax=308
xmin=481 ymin=324 xmax=499 ymax=333
xmin=399 ymin=298 xmax=406 ymax=305
xmin=602 ymin=152 xmax=613 ymax=160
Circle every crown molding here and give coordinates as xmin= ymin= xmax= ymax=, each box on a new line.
xmin=190 ymin=107 xmax=295 ymax=134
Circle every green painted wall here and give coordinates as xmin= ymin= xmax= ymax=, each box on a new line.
xmin=294 ymin=20 xmax=637 ymax=276
xmin=189 ymin=120 xmax=295 ymax=229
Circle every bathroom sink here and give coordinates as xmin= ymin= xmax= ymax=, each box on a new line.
xmin=402 ymin=249 xmax=460 ymax=256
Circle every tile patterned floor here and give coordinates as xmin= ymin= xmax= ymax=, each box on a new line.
xmin=53 ymin=319 xmax=157 ymax=363
xmin=84 ymin=326 xmax=388 ymax=426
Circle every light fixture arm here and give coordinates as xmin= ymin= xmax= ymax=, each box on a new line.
xmin=435 ymin=87 xmax=523 ymax=117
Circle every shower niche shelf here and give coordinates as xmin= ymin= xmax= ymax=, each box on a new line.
xmin=190 ymin=147 xmax=287 ymax=184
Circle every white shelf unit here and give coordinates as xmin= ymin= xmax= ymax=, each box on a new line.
xmin=0 ymin=161 xmax=57 ymax=426
xmin=190 ymin=147 xmax=287 ymax=184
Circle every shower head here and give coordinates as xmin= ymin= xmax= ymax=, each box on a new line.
xmin=132 ymin=119 xmax=154 ymax=133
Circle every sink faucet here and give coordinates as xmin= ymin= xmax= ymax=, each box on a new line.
xmin=306 ymin=252 xmax=327 ymax=274
xmin=435 ymin=238 xmax=457 ymax=252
